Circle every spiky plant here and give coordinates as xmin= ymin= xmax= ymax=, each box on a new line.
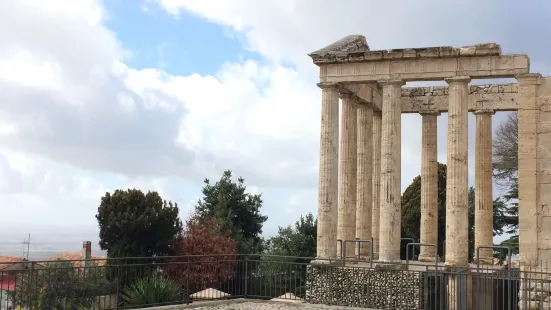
xmin=121 ymin=273 xmax=186 ymax=308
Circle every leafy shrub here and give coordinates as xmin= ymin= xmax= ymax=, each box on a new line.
xmin=165 ymin=216 xmax=237 ymax=292
xmin=121 ymin=273 xmax=186 ymax=308
xmin=12 ymin=260 xmax=115 ymax=310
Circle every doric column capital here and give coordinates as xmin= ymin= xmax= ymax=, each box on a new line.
xmin=473 ymin=109 xmax=496 ymax=116
xmin=378 ymin=79 xmax=405 ymax=88
xmin=317 ymin=82 xmax=340 ymax=89
xmin=515 ymin=73 xmax=541 ymax=85
xmin=419 ymin=110 xmax=441 ymax=117
xmin=444 ymin=76 xmax=471 ymax=85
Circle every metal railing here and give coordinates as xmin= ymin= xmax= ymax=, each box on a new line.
xmin=476 ymin=245 xmax=512 ymax=273
xmin=401 ymin=237 xmax=416 ymax=259
xmin=405 ymin=243 xmax=438 ymax=270
xmin=0 ymin=254 xmax=549 ymax=310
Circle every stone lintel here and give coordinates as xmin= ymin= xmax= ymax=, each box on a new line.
xmin=319 ymin=55 xmax=530 ymax=83
xmin=338 ymin=83 xmax=519 ymax=113
xmin=310 ymin=41 xmax=500 ymax=65
xmin=343 ymin=83 xmax=380 ymax=111
xmin=401 ymin=83 xmax=518 ymax=113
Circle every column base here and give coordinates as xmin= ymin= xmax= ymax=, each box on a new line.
xmin=418 ymin=255 xmax=437 ymax=263
xmin=474 ymin=257 xmax=494 ymax=265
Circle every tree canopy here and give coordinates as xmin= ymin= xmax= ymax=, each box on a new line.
xmin=493 ymin=112 xmax=518 ymax=184
xmin=264 ymin=212 xmax=317 ymax=258
xmin=96 ymin=188 xmax=183 ymax=258
xmin=194 ymin=170 xmax=268 ymax=254
xmin=166 ymin=215 xmax=237 ymax=291
xmin=401 ymin=163 xmax=518 ymax=261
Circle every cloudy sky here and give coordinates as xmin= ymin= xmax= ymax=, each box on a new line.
xmin=0 ymin=0 xmax=550 ymax=255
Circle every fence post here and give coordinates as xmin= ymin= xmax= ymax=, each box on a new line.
xmin=244 ymin=256 xmax=248 ymax=298
xmin=115 ymin=259 xmax=121 ymax=309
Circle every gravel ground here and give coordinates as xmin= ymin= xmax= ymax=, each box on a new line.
xmin=188 ymin=301 xmax=369 ymax=310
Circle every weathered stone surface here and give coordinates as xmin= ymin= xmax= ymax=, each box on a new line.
xmin=356 ymin=103 xmax=373 ymax=257
xmin=419 ymin=111 xmax=439 ymax=262
xmin=309 ymin=38 xmax=501 ymax=64
xmin=306 ymin=265 xmax=422 ymax=310
xmin=308 ymin=35 xmax=370 ymax=64
xmin=444 ymin=76 xmax=471 ymax=267
xmin=316 ymin=85 xmax=340 ymax=259
xmin=371 ymin=112 xmax=382 ymax=260
xmin=319 ymin=55 xmax=529 ymax=83
xmin=337 ymin=94 xmax=358 ymax=259
xmin=474 ymin=110 xmax=495 ymax=265
xmin=378 ymin=80 xmax=403 ymax=262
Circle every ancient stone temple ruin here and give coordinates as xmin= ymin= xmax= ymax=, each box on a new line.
xmin=305 ymin=35 xmax=551 ymax=309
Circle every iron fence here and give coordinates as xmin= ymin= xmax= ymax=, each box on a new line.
xmin=0 ymin=255 xmax=550 ymax=310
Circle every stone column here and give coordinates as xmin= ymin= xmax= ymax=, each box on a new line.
xmin=445 ymin=76 xmax=471 ymax=310
xmin=372 ymin=111 xmax=382 ymax=260
xmin=378 ymin=80 xmax=403 ymax=263
xmin=444 ymin=76 xmax=471 ymax=267
xmin=474 ymin=109 xmax=495 ymax=265
xmin=315 ymin=84 xmax=340 ymax=260
xmin=356 ymin=102 xmax=373 ymax=258
xmin=516 ymin=74 xmax=541 ymax=309
xmin=337 ymin=93 xmax=358 ymax=259
xmin=517 ymin=74 xmax=540 ymax=264
xmin=418 ymin=111 xmax=439 ymax=262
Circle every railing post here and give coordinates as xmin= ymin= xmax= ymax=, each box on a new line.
xmin=115 ymin=259 xmax=121 ymax=309
xmin=244 ymin=255 xmax=248 ymax=298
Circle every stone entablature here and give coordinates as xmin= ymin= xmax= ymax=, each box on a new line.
xmin=324 ymin=82 xmax=518 ymax=113
xmin=319 ymin=55 xmax=529 ymax=83
xmin=309 ymin=35 xmax=501 ymax=64
xmin=401 ymin=84 xmax=518 ymax=113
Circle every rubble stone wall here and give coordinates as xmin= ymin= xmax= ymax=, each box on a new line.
xmin=305 ymin=264 xmax=421 ymax=310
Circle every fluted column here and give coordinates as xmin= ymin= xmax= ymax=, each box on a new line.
xmin=337 ymin=94 xmax=358 ymax=259
xmin=474 ymin=109 xmax=495 ymax=264
xmin=372 ymin=111 xmax=382 ymax=260
xmin=315 ymin=84 xmax=340 ymax=260
xmin=356 ymin=102 xmax=373 ymax=258
xmin=378 ymin=80 xmax=404 ymax=262
xmin=419 ymin=111 xmax=440 ymax=262
xmin=444 ymin=76 xmax=471 ymax=267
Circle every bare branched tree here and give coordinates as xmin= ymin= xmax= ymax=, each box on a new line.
xmin=493 ymin=112 xmax=518 ymax=187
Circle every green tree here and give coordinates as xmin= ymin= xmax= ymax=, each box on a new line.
xmin=96 ymin=188 xmax=183 ymax=258
xmin=265 ymin=213 xmax=317 ymax=258
xmin=256 ymin=213 xmax=317 ymax=299
xmin=401 ymin=163 xmax=447 ymax=259
xmin=195 ymin=170 xmax=268 ymax=254
xmin=401 ymin=163 xmax=518 ymax=262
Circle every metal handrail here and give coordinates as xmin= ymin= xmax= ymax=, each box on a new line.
xmin=476 ymin=245 xmax=512 ymax=273
xmin=401 ymin=238 xmax=416 ymax=259
xmin=405 ymin=243 xmax=438 ymax=270
xmin=342 ymin=238 xmax=374 ymax=268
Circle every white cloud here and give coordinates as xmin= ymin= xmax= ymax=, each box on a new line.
xmin=1 ymin=0 xmax=549 ymax=248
